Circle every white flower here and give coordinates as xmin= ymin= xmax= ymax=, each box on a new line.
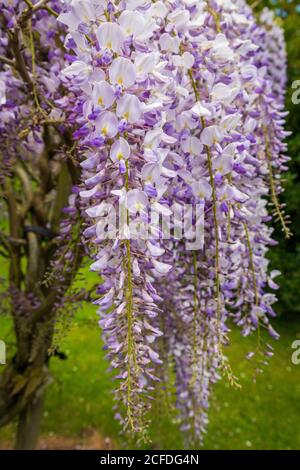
xmin=91 ymin=81 xmax=115 ymax=110
xmin=148 ymin=1 xmax=168 ymax=18
xmin=147 ymin=242 xmax=165 ymax=257
xmin=110 ymin=138 xmax=131 ymax=163
xmin=159 ymin=33 xmax=180 ymax=53
xmin=181 ymin=137 xmax=203 ymax=155
xmin=96 ymin=112 xmax=118 ymax=138
xmin=152 ymin=259 xmax=172 ymax=275
xmin=212 ymin=155 xmax=233 ymax=175
xmin=109 ymin=57 xmax=136 ymax=88
xmin=96 ymin=23 xmax=125 ymax=53
xmin=127 ymin=189 xmax=149 ymax=214
xmin=58 ymin=0 xmax=103 ymax=31
xmin=168 ymin=9 xmax=190 ymax=29
xmin=62 ymin=60 xmax=92 ymax=78
xmin=118 ymin=10 xmax=145 ymax=37
xmin=191 ymin=102 xmax=211 ymax=118
xmin=200 ymin=125 xmax=223 ymax=146
xmin=211 ymin=34 xmax=234 ymax=62
xmin=135 ymin=53 xmax=157 ymax=78
xmin=141 ymin=162 xmax=161 ymax=184
xmin=211 ymin=83 xmax=239 ymax=104
xmin=173 ymin=52 xmax=195 ymax=69
xmin=116 ymin=94 xmax=142 ymax=123
xmin=191 ymin=180 xmax=212 ymax=200
xmin=124 ymin=0 xmax=146 ymax=10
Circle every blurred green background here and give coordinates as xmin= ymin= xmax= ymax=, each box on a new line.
xmin=0 ymin=0 xmax=300 ymax=451
xmin=0 ymin=301 xmax=300 ymax=450
xmin=266 ymin=0 xmax=300 ymax=319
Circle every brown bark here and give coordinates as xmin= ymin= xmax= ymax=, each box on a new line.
xmin=0 ymin=149 xmax=82 ymax=448
xmin=15 ymin=393 xmax=44 ymax=450
xmin=0 ymin=5 xmax=84 ymax=449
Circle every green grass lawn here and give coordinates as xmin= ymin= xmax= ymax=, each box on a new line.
xmin=0 ymin=299 xmax=299 ymax=450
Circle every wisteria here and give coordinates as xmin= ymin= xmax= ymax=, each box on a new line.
xmin=0 ymin=0 xmax=291 ymax=447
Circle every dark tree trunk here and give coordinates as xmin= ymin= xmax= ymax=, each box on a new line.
xmin=0 ymin=6 xmax=83 ymax=449
xmin=15 ymin=393 xmax=44 ymax=450
xmin=13 ymin=317 xmax=54 ymax=450
xmin=0 ymin=314 xmax=54 ymax=449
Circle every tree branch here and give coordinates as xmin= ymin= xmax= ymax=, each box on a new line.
xmin=8 ymin=28 xmax=33 ymax=90
xmin=15 ymin=166 xmax=34 ymax=219
xmin=0 ymin=55 xmax=15 ymax=67
xmin=3 ymin=180 xmax=22 ymax=288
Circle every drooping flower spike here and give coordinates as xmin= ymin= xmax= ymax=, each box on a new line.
xmin=56 ymin=0 xmax=290 ymax=442
xmin=0 ymin=0 xmax=289 ymax=445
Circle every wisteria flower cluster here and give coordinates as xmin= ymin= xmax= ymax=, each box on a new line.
xmin=0 ymin=0 xmax=291 ymax=445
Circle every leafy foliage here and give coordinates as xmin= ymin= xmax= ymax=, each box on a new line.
xmin=257 ymin=1 xmax=300 ymax=317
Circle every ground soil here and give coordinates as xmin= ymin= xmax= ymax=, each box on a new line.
xmin=0 ymin=429 xmax=115 ymax=450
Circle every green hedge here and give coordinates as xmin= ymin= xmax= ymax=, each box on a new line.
xmin=255 ymin=1 xmax=300 ymax=317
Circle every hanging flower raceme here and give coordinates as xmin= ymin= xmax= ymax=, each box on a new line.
xmin=56 ymin=0 xmax=290 ymax=444
xmin=0 ymin=0 xmax=64 ymax=178
xmin=259 ymin=7 xmax=288 ymax=104
xmin=58 ymin=0 xmax=186 ymax=437
xmin=147 ymin=0 xmax=285 ymax=439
